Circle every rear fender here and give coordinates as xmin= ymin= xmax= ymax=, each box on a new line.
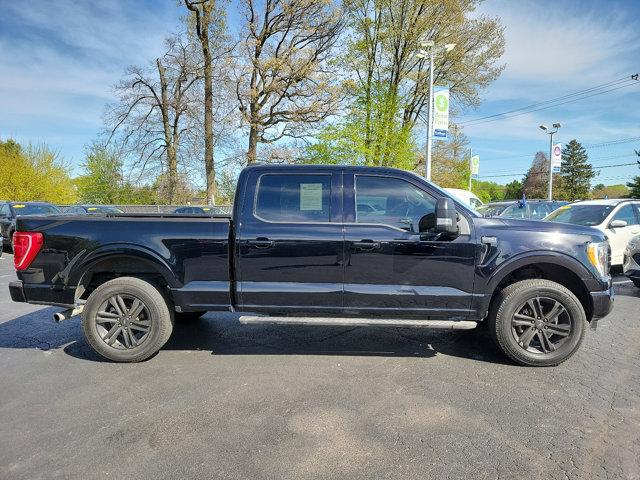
xmin=67 ymin=244 xmax=179 ymax=289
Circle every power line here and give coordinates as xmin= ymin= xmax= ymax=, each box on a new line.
xmin=459 ymin=76 xmax=633 ymax=125
xmin=460 ymin=74 xmax=639 ymax=127
xmin=477 ymin=161 xmax=639 ymax=179
xmin=473 ymin=137 xmax=640 ymax=166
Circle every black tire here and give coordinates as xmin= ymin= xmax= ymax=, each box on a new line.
xmin=81 ymin=277 xmax=173 ymax=362
xmin=175 ymin=311 xmax=207 ymax=322
xmin=632 ymin=279 xmax=640 ymax=289
xmin=489 ymin=279 xmax=586 ymax=367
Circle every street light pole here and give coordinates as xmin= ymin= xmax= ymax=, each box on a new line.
xmin=425 ymin=51 xmax=434 ymax=181
xmin=539 ymin=123 xmax=561 ymax=200
xmin=468 ymin=147 xmax=473 ymax=192
xmin=415 ymin=41 xmax=456 ymax=182
xmin=547 ymin=131 xmax=554 ymax=200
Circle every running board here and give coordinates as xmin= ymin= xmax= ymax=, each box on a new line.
xmin=239 ymin=316 xmax=477 ymax=330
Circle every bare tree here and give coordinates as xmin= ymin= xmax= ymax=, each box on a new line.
xmin=185 ymin=0 xmax=216 ymax=203
xmin=105 ymin=37 xmax=201 ymax=203
xmin=236 ymin=0 xmax=344 ymax=163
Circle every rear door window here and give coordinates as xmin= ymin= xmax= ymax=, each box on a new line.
xmin=255 ymin=174 xmax=331 ymax=223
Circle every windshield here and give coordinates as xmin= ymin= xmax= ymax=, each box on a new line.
xmin=86 ymin=206 xmax=123 ymax=214
xmin=545 ymin=204 xmax=614 ymax=226
xmin=10 ymin=203 xmax=60 ymax=216
xmin=477 ymin=204 xmax=509 ymax=217
xmin=500 ymin=203 xmax=527 ymax=219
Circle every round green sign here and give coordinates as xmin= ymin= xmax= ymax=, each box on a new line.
xmin=435 ymin=94 xmax=448 ymax=112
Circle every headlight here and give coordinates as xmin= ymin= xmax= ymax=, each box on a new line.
xmin=587 ymin=241 xmax=609 ymax=277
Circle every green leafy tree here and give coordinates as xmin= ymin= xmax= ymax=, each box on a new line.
xmin=306 ymin=0 xmax=505 ymax=168
xmin=472 ymin=180 xmax=504 ymax=202
xmin=560 ymin=139 xmax=595 ymax=200
xmin=626 ymin=150 xmax=640 ymax=198
xmin=76 ymin=143 xmax=125 ymax=203
xmin=503 ymin=180 xmax=522 ymax=200
xmin=339 ymin=0 xmax=505 ymax=166
xmin=0 ymin=139 xmax=77 ymax=203
xmin=591 ymin=184 xmax=629 ymax=199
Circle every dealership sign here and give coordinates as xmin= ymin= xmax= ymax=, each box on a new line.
xmin=433 ymin=86 xmax=449 ymax=138
xmin=470 ymin=155 xmax=480 ymax=177
xmin=552 ymin=143 xmax=562 ymax=173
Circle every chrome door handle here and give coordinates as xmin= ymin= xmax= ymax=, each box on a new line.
xmin=352 ymin=240 xmax=380 ymax=251
xmin=246 ymin=238 xmax=274 ymax=249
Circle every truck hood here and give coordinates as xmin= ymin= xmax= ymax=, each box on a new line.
xmin=473 ymin=217 xmax=608 ymax=263
xmin=472 ymin=217 xmax=607 ymax=281
xmin=475 ymin=217 xmax=606 ymax=240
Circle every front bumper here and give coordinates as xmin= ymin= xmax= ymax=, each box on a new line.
xmin=623 ymin=251 xmax=640 ymax=283
xmin=9 ymin=281 xmax=27 ymax=303
xmin=590 ymin=278 xmax=614 ymax=320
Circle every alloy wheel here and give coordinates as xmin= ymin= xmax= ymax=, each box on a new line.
xmin=511 ymin=296 xmax=572 ymax=354
xmin=95 ymin=294 xmax=152 ymax=350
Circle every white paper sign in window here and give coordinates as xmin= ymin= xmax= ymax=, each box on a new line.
xmin=300 ymin=183 xmax=323 ymax=211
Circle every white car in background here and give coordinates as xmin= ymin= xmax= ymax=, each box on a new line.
xmin=544 ymin=199 xmax=640 ymax=266
xmin=445 ymin=188 xmax=484 ymax=209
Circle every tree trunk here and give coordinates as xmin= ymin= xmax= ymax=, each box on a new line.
xmin=167 ymin=144 xmax=178 ymax=204
xmin=247 ymin=124 xmax=258 ymax=164
xmin=186 ymin=0 xmax=217 ymax=204
xmin=157 ymin=59 xmax=177 ymax=204
xmin=201 ymin=4 xmax=216 ymax=205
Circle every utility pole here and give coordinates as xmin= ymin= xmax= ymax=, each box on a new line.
xmin=539 ymin=123 xmax=561 ymax=200
xmin=415 ymin=41 xmax=456 ymax=181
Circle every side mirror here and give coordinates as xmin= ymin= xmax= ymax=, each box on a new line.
xmin=609 ymin=219 xmax=627 ymax=229
xmin=435 ymin=197 xmax=458 ymax=235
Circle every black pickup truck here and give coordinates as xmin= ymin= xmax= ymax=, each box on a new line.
xmin=9 ymin=165 xmax=614 ymax=366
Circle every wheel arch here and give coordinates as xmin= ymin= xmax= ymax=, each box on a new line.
xmin=71 ymin=245 xmax=180 ymax=302
xmin=482 ymin=252 xmax=595 ymax=322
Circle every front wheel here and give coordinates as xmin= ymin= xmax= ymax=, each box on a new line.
xmin=489 ymin=279 xmax=586 ymax=367
xmin=81 ymin=277 xmax=173 ymax=362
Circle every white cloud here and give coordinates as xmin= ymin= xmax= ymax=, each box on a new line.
xmin=0 ymin=0 xmax=181 ymax=160
xmin=476 ymin=0 xmax=638 ymax=101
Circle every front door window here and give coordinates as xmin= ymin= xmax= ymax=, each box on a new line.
xmin=355 ymin=175 xmax=436 ymax=233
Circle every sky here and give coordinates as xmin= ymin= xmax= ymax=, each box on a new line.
xmin=0 ymin=0 xmax=639 ymax=186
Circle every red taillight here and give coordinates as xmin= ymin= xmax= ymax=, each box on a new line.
xmin=13 ymin=232 xmax=44 ymax=271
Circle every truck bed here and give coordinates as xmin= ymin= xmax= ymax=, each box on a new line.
xmin=14 ymin=214 xmax=232 ymax=309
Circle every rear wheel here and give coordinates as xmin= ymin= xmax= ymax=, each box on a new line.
xmin=81 ymin=277 xmax=173 ymax=362
xmin=489 ymin=279 xmax=586 ymax=367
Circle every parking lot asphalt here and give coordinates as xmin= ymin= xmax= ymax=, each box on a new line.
xmin=0 ymin=252 xmax=639 ymax=480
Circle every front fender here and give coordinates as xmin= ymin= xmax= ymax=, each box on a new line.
xmin=479 ymin=250 xmax=604 ymax=295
